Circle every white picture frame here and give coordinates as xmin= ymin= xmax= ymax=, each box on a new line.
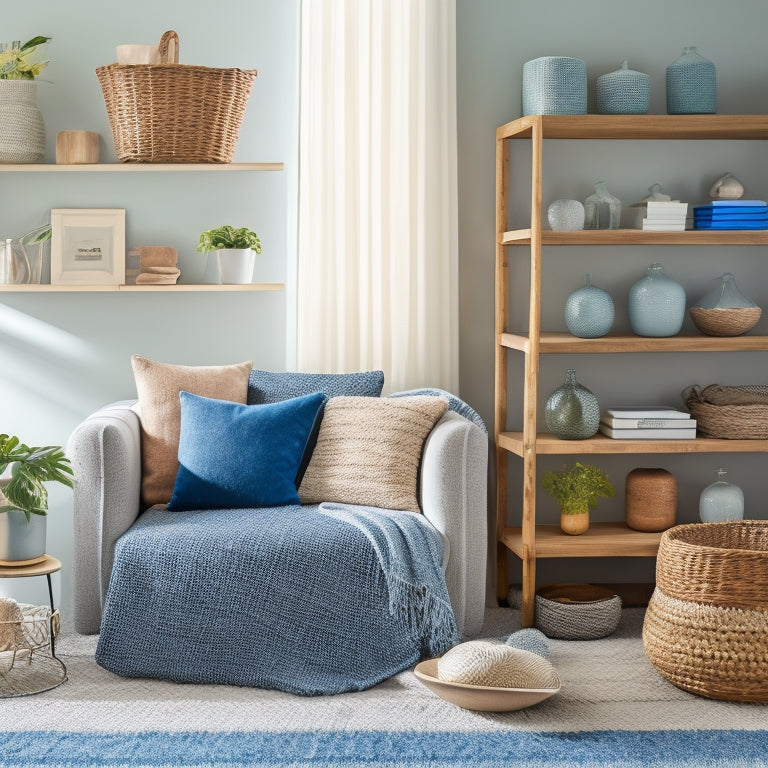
xmin=50 ymin=208 xmax=126 ymax=285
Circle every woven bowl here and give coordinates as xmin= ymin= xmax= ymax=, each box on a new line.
xmin=689 ymin=306 xmax=762 ymax=336
xmin=535 ymin=583 xmax=622 ymax=640
xmin=643 ymin=521 xmax=768 ymax=702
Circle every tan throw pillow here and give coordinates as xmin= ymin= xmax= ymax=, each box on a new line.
xmin=131 ymin=355 xmax=252 ymax=506
xmin=298 ymin=395 xmax=448 ymax=514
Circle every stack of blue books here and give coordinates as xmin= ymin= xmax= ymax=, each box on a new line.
xmin=693 ymin=200 xmax=768 ymax=230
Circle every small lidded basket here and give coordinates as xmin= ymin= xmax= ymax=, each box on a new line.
xmin=689 ymin=272 xmax=762 ymax=336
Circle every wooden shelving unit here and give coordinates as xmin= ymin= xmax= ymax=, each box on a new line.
xmin=494 ymin=114 xmax=768 ymax=626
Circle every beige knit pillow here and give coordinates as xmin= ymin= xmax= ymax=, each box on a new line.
xmin=131 ymin=355 xmax=252 ymax=506
xmin=298 ymin=395 xmax=448 ymax=514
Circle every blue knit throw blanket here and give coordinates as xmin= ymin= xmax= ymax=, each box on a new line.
xmin=96 ymin=503 xmax=457 ymax=695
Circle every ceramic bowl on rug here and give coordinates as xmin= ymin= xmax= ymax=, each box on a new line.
xmin=413 ymin=657 xmax=560 ymax=712
xmin=535 ymin=583 xmax=622 ymax=640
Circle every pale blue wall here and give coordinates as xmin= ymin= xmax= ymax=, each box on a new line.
xmin=457 ymin=0 xmax=768 ymax=589
xmin=1 ymin=0 xmax=299 ymax=608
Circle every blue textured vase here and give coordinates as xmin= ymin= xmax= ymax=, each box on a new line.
xmin=522 ymin=57 xmax=587 ymax=116
xmin=596 ymin=60 xmax=650 ymax=115
xmin=666 ymin=46 xmax=716 ymax=114
xmin=544 ymin=369 xmax=601 ymax=440
xmin=564 ymin=274 xmax=614 ymax=338
xmin=628 ymin=263 xmax=686 ymax=337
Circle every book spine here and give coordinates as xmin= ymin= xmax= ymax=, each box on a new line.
xmin=601 ymin=418 xmax=697 ymax=429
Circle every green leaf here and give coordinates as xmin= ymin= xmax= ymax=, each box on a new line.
xmin=20 ymin=36 xmax=51 ymax=51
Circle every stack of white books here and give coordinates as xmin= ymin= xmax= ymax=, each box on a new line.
xmin=599 ymin=406 xmax=697 ymax=439
xmin=641 ymin=201 xmax=689 ymax=231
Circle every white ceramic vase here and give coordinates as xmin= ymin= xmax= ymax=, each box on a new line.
xmin=0 ymin=80 xmax=46 ymax=163
xmin=216 ymin=248 xmax=255 ymax=284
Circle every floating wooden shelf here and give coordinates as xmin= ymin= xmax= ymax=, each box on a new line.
xmin=0 ymin=283 xmax=285 ymax=293
xmin=501 ymin=228 xmax=768 ymax=246
xmin=0 ymin=162 xmax=284 ymax=172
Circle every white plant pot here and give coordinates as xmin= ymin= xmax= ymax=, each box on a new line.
xmin=0 ymin=80 xmax=46 ymax=163
xmin=0 ymin=510 xmax=47 ymax=564
xmin=216 ymin=248 xmax=256 ymax=284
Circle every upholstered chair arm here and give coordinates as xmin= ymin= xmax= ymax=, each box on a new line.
xmin=67 ymin=400 xmax=143 ymax=634
xmin=419 ymin=411 xmax=488 ymax=640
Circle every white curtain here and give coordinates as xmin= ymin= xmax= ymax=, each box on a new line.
xmin=297 ymin=0 xmax=458 ymax=393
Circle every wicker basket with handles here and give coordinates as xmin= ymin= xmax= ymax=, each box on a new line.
xmin=96 ymin=31 xmax=257 ymax=163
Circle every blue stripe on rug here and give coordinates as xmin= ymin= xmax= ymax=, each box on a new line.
xmin=2 ymin=730 xmax=768 ymax=767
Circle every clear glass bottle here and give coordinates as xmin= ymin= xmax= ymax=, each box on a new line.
xmin=584 ymin=181 xmax=621 ymax=230
xmin=699 ymin=468 xmax=744 ymax=522
xmin=0 ymin=238 xmax=31 ymax=285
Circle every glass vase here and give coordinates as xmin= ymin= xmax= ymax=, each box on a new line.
xmin=564 ymin=273 xmax=614 ymax=338
xmin=0 ymin=238 xmax=31 ymax=284
xmin=584 ymin=181 xmax=621 ymax=230
xmin=544 ymin=369 xmax=601 ymax=440
xmin=689 ymin=272 xmax=762 ymax=336
xmin=628 ymin=263 xmax=686 ymax=337
xmin=699 ymin=468 xmax=744 ymax=522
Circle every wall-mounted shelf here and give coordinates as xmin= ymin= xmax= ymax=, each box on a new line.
xmin=0 ymin=162 xmax=284 ymax=172
xmin=0 ymin=283 xmax=284 ymax=293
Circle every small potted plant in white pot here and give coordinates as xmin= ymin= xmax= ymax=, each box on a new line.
xmin=542 ymin=461 xmax=614 ymax=535
xmin=197 ymin=225 xmax=263 ymax=285
xmin=0 ymin=434 xmax=73 ymax=564
xmin=0 ymin=36 xmax=52 ymax=163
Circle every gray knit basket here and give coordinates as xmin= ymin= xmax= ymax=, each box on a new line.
xmin=535 ymin=584 xmax=622 ymax=640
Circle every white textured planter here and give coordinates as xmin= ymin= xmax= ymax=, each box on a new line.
xmin=216 ymin=248 xmax=256 ymax=284
xmin=0 ymin=80 xmax=46 ymax=163
xmin=0 ymin=509 xmax=47 ymax=564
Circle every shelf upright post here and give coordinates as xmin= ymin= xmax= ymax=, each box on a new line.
xmin=494 ymin=127 xmax=511 ymax=603
xmin=520 ymin=116 xmax=544 ymax=627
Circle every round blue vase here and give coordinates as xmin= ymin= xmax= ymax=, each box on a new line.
xmin=564 ymin=274 xmax=614 ymax=338
xmin=666 ymin=46 xmax=716 ymax=115
xmin=628 ymin=263 xmax=686 ymax=337
xmin=544 ymin=369 xmax=601 ymax=440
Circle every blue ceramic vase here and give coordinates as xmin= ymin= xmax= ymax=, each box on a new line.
xmin=628 ymin=263 xmax=686 ymax=337
xmin=564 ymin=274 xmax=614 ymax=338
xmin=666 ymin=47 xmax=716 ymax=115
xmin=699 ymin=468 xmax=744 ymax=522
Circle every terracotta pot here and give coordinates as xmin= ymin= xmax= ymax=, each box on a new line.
xmin=560 ymin=509 xmax=589 ymax=535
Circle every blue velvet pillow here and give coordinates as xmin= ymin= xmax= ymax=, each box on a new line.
xmin=247 ymin=369 xmax=384 ymax=405
xmin=168 ymin=390 xmax=327 ymax=511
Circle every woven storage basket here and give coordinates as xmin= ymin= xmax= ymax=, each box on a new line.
xmin=96 ymin=31 xmax=257 ymax=163
xmin=689 ymin=306 xmax=762 ymax=337
xmin=522 ymin=57 xmax=587 ymax=116
xmin=642 ymin=521 xmax=768 ymax=702
xmin=535 ymin=583 xmax=622 ymax=640
xmin=684 ymin=384 xmax=768 ymax=439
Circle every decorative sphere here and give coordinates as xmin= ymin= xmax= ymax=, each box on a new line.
xmin=547 ymin=199 xmax=585 ymax=231
xmin=564 ymin=276 xmax=615 ymax=338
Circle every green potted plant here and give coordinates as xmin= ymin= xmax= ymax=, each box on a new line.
xmin=542 ymin=461 xmax=614 ymax=535
xmin=0 ymin=36 xmax=52 ymax=163
xmin=0 ymin=433 xmax=73 ymax=564
xmin=197 ymin=225 xmax=263 ymax=285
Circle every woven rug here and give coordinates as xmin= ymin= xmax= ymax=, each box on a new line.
xmin=1 ymin=608 xmax=766 ymax=767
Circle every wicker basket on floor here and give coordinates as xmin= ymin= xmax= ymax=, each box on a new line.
xmin=642 ymin=521 xmax=768 ymax=702
xmin=96 ymin=31 xmax=257 ymax=163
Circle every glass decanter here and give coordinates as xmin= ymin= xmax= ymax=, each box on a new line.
xmin=584 ymin=181 xmax=621 ymax=230
xmin=699 ymin=468 xmax=744 ymax=522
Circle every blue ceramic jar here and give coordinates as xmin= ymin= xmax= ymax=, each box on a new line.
xmin=628 ymin=263 xmax=686 ymax=337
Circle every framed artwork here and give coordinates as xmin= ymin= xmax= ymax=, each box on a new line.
xmin=50 ymin=208 xmax=126 ymax=285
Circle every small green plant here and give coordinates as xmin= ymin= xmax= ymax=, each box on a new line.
xmin=0 ymin=37 xmax=52 ymax=80
xmin=541 ymin=461 xmax=614 ymax=516
xmin=197 ymin=225 xmax=262 ymax=256
xmin=0 ymin=434 xmax=73 ymax=520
